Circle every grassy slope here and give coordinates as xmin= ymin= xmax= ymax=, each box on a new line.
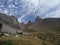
xmin=0 ymin=36 xmax=43 ymax=45
xmin=0 ymin=32 xmax=60 ymax=45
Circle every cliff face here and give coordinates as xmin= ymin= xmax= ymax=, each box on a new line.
xmin=0 ymin=13 xmax=20 ymax=29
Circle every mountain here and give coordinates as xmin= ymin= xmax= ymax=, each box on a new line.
xmin=25 ymin=20 xmax=33 ymax=28
xmin=0 ymin=13 xmax=20 ymax=29
xmin=22 ymin=16 xmax=60 ymax=32
xmin=0 ymin=13 xmax=60 ymax=33
xmin=23 ymin=16 xmax=49 ymax=32
xmin=35 ymin=16 xmax=42 ymax=24
xmin=43 ymin=18 xmax=60 ymax=31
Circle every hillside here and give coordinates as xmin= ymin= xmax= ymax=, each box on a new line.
xmin=22 ymin=16 xmax=60 ymax=33
xmin=0 ymin=13 xmax=60 ymax=45
xmin=0 ymin=13 xmax=60 ymax=32
xmin=43 ymin=18 xmax=60 ymax=32
xmin=0 ymin=13 xmax=20 ymax=29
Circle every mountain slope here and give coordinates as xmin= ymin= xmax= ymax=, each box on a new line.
xmin=23 ymin=16 xmax=60 ymax=32
xmin=0 ymin=13 xmax=20 ymax=29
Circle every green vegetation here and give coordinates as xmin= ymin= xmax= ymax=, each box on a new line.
xmin=0 ymin=32 xmax=4 ymax=37
xmin=0 ymin=23 xmax=2 ymax=31
xmin=0 ymin=23 xmax=3 ymax=37
xmin=0 ymin=40 xmax=13 ymax=45
xmin=0 ymin=36 xmax=42 ymax=45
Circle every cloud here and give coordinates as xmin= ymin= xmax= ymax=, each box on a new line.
xmin=37 ymin=0 xmax=60 ymax=17
xmin=0 ymin=0 xmax=60 ymax=23
xmin=45 ymin=6 xmax=60 ymax=18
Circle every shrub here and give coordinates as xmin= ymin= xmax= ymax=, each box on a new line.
xmin=0 ymin=23 xmax=2 ymax=31
xmin=0 ymin=40 xmax=13 ymax=45
xmin=0 ymin=33 xmax=4 ymax=37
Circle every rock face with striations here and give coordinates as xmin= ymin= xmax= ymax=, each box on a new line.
xmin=0 ymin=13 xmax=20 ymax=29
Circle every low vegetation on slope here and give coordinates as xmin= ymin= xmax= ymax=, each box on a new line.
xmin=0 ymin=23 xmax=2 ymax=31
xmin=37 ymin=32 xmax=60 ymax=45
xmin=0 ymin=36 xmax=42 ymax=45
xmin=0 ymin=32 xmax=60 ymax=45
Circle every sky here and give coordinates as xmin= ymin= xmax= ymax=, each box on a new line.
xmin=0 ymin=0 xmax=60 ymax=23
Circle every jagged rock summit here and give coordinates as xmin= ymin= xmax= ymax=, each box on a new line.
xmin=35 ymin=16 xmax=42 ymax=23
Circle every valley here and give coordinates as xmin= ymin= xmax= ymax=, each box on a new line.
xmin=0 ymin=13 xmax=60 ymax=45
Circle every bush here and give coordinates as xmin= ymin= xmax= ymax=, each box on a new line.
xmin=0 ymin=33 xmax=4 ymax=37
xmin=0 ymin=23 xmax=2 ymax=32
xmin=0 ymin=40 xmax=13 ymax=45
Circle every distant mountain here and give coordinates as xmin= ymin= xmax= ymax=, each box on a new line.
xmin=22 ymin=16 xmax=60 ymax=32
xmin=0 ymin=13 xmax=20 ymax=29
xmin=35 ymin=16 xmax=42 ymax=24
xmin=43 ymin=18 xmax=60 ymax=31
xmin=0 ymin=13 xmax=60 ymax=33
xmin=23 ymin=16 xmax=49 ymax=32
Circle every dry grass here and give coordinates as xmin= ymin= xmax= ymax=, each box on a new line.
xmin=0 ymin=36 xmax=43 ymax=45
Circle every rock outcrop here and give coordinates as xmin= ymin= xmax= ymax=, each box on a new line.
xmin=0 ymin=13 xmax=20 ymax=29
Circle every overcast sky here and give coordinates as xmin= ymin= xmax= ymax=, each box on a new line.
xmin=0 ymin=0 xmax=60 ymax=23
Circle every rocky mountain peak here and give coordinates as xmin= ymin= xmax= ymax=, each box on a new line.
xmin=35 ymin=16 xmax=42 ymax=24
xmin=27 ymin=20 xmax=32 ymax=25
xmin=0 ymin=13 xmax=20 ymax=29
